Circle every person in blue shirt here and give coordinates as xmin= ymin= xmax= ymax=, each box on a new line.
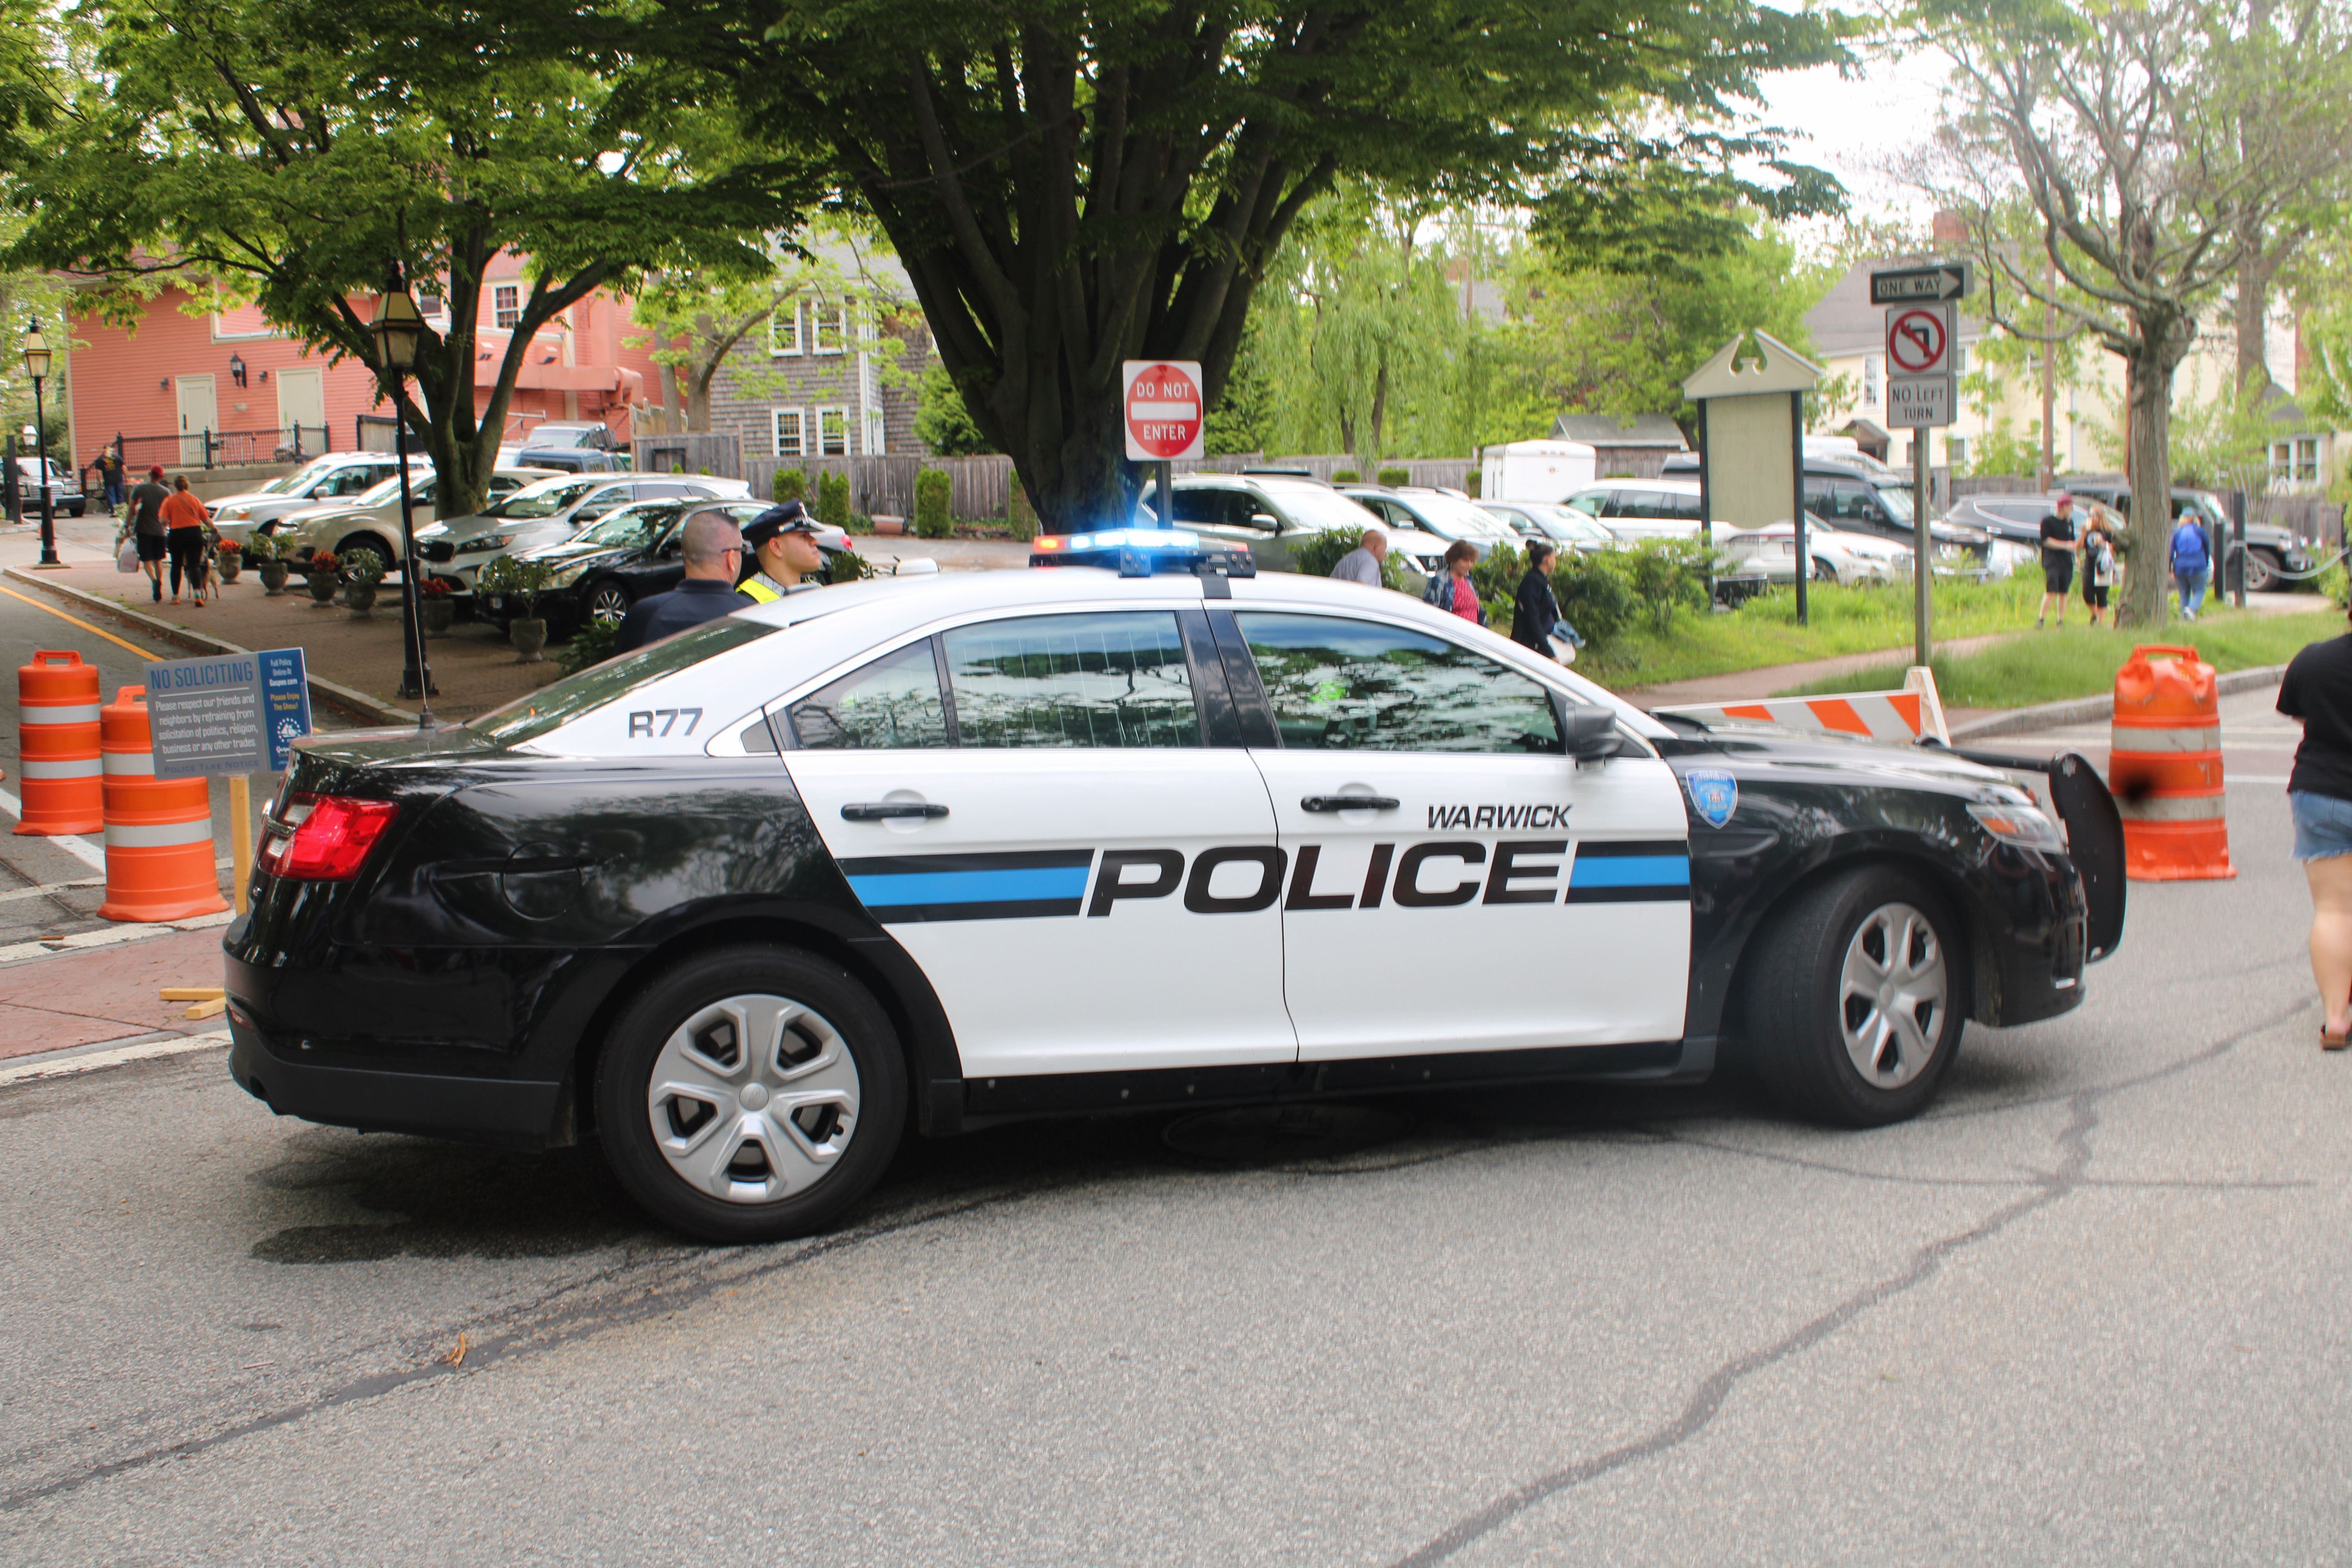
xmin=2170 ymin=508 xmax=2213 ymax=621
xmin=613 ymin=510 xmax=752 ymax=653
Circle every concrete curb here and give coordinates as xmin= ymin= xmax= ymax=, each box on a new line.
xmin=2 ymin=566 xmax=417 ymax=728
xmin=1947 ymin=662 xmax=2290 ymax=741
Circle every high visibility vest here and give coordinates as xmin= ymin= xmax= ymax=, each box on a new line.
xmin=738 ymin=577 xmax=783 ymax=604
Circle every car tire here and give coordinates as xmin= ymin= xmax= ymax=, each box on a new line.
xmin=595 ymin=946 xmax=907 ymax=1243
xmin=1741 ymin=866 xmax=1964 ymax=1127
xmin=1811 ymin=556 xmax=1838 ymax=584
xmin=583 ymin=580 xmax=632 ymax=624
xmin=2244 ymin=547 xmax=2282 ymax=593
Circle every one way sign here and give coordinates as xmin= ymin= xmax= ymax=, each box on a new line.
xmin=1870 ymin=261 xmax=1973 ymax=305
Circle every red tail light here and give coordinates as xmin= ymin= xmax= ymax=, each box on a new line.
xmin=257 ymin=794 xmax=399 ymax=881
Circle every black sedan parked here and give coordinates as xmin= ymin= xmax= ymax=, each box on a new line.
xmin=481 ymin=500 xmax=858 ymax=631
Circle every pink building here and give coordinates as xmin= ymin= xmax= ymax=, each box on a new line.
xmin=64 ymin=255 xmax=662 ymax=472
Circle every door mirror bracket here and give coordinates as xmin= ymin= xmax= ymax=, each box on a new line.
xmin=1555 ymin=698 xmax=1622 ymax=762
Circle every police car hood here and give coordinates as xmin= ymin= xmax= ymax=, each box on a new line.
xmin=1659 ymin=716 xmax=2017 ymax=793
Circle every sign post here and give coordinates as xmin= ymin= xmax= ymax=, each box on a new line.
xmin=1876 ymin=268 xmax=1967 ymax=668
xmin=143 ymin=648 xmax=312 ymax=915
xmin=1122 ymin=359 xmax=1204 ymax=530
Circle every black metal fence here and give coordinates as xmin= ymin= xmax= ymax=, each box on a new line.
xmin=109 ymin=425 xmax=331 ymax=477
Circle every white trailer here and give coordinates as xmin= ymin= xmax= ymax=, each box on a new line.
xmin=1478 ymin=440 xmax=1598 ymax=504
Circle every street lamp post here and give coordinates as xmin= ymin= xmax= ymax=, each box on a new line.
xmin=22 ymin=321 xmax=60 ymax=568
xmin=368 ymin=269 xmax=435 ymax=725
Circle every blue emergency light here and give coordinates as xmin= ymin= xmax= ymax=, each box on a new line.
xmin=1030 ymin=528 xmax=1257 ymax=579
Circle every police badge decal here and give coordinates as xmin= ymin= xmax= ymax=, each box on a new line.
xmin=1685 ymin=770 xmax=1738 ymax=829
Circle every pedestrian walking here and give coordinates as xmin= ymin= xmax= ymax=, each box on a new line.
xmin=1329 ymin=528 xmax=1388 ymax=588
xmin=160 ymin=474 xmax=211 ymax=605
xmin=1424 ymin=541 xmax=1483 ymax=626
xmin=613 ymin=510 xmax=752 ymax=653
xmin=127 ymin=465 xmax=170 ymax=602
xmin=2278 ymin=598 xmax=2352 ymax=1049
xmin=2036 ymin=493 xmax=2079 ymax=629
xmin=94 ymin=448 xmax=124 ymax=515
xmin=1510 ymin=542 xmax=1581 ymax=661
xmin=2171 ymin=508 xmax=2212 ymax=621
xmin=2082 ymin=525 xmax=2117 ymax=628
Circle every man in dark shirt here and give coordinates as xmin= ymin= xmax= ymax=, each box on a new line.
xmin=2036 ymin=493 xmax=2079 ymax=629
xmin=127 ymin=465 xmax=172 ymax=603
xmin=612 ymin=509 xmax=751 ymax=653
xmin=2279 ymin=602 xmax=2352 ymax=1048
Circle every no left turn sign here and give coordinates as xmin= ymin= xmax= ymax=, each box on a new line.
xmin=1123 ymin=360 xmax=1205 ymax=461
xmin=1886 ymin=306 xmax=1952 ymax=376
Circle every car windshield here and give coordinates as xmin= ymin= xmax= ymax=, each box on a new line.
xmin=353 ymin=475 xmax=407 ymax=506
xmin=489 ymin=478 xmax=600 ymax=519
xmin=1400 ymin=494 xmax=1517 ymax=541
xmin=468 ymin=617 xmax=779 ymax=746
xmin=1510 ymin=503 xmax=1615 ymax=544
xmin=1877 ymin=484 xmax=1915 ymax=524
xmin=575 ymin=505 xmax=679 ymax=550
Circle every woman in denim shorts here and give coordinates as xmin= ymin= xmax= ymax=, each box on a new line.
xmin=2279 ymin=602 xmax=2352 ymax=1049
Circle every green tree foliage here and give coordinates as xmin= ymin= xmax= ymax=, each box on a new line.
xmin=0 ymin=0 xmax=817 ymax=518
xmin=816 ymin=471 xmax=851 ymax=530
xmin=654 ymin=0 xmax=1846 ymax=527
xmin=913 ymin=364 xmax=997 ymax=456
xmin=773 ymin=468 xmax=808 ymax=502
xmin=913 ymin=469 xmax=953 ymax=539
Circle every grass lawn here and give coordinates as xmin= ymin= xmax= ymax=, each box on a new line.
xmin=1777 ymin=604 xmax=2343 ymax=708
xmin=1592 ymin=574 xmax=2050 ymax=688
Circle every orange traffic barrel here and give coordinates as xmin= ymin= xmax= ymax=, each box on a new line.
xmin=2109 ymin=644 xmax=2234 ymax=881
xmin=14 ymin=649 xmax=104 ymax=835
xmin=96 ymin=686 xmax=226 ymax=922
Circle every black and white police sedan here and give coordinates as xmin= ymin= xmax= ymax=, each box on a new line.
xmin=224 ymin=541 xmax=2120 ymax=1242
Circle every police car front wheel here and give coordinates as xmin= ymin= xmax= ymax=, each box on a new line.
xmin=1742 ymin=866 xmax=1963 ymax=1127
xmin=594 ymin=947 xmax=907 ymax=1243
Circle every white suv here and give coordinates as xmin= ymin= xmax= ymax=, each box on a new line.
xmin=205 ymin=453 xmax=419 ymax=541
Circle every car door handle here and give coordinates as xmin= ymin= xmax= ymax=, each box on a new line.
xmin=1301 ymin=795 xmax=1399 ymax=813
xmin=840 ymin=802 xmax=949 ymax=821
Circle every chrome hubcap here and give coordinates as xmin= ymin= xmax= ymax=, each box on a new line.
xmin=1837 ymin=902 xmax=1947 ymax=1090
xmin=646 ymin=993 xmax=860 ymax=1205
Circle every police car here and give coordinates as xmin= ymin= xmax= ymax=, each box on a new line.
xmin=223 ymin=537 xmax=2120 ymax=1243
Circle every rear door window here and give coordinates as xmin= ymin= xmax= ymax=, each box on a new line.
xmin=943 ymin=613 xmax=1203 ymax=748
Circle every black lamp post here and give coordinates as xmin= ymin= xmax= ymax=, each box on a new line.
xmin=22 ymin=320 xmax=59 ymax=568
xmin=368 ymin=270 xmax=435 ymax=723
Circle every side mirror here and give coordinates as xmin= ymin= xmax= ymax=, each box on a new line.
xmin=1252 ymin=512 xmax=1280 ymax=530
xmin=1559 ymin=702 xmax=1621 ymax=761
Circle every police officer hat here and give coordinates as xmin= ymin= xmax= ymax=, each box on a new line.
xmin=741 ymin=501 xmax=820 ymax=550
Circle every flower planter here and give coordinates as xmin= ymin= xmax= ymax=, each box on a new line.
xmin=258 ymin=561 xmax=290 ymax=596
xmin=510 ymin=617 xmax=549 ymax=662
xmin=344 ymin=584 xmax=378 ymax=616
xmin=419 ymin=598 xmax=456 ymax=638
xmin=304 ymin=571 xmax=338 ymax=604
xmin=216 ymin=557 xmax=242 ymax=584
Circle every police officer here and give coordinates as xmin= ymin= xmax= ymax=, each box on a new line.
xmin=613 ymin=508 xmax=752 ymax=653
xmin=737 ymin=501 xmax=829 ymax=603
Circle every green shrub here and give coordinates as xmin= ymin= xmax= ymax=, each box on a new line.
xmin=824 ymin=546 xmax=877 ymax=584
xmin=337 ymin=546 xmax=387 ymax=587
xmin=1548 ymin=549 xmax=1641 ymax=651
xmin=557 ymin=616 xmax=620 ymax=675
xmin=1287 ymin=524 xmax=1410 ymax=592
xmin=915 ymin=469 xmax=952 ymax=539
xmin=773 ymin=468 xmax=807 ymax=503
xmin=2316 ymin=558 xmax=2348 ymax=608
xmin=847 ymin=512 xmax=875 ymax=535
xmin=1463 ymin=470 xmax=1481 ymax=498
xmin=1329 ymin=468 xmax=1361 ymax=484
xmin=1622 ymin=537 xmax=1717 ymax=632
xmin=816 ymin=472 xmax=851 ymax=530
xmin=1468 ymin=539 xmax=1528 ymax=615
xmin=477 ymin=554 xmax=554 ymax=618
xmin=1375 ymin=466 xmax=1410 ymax=488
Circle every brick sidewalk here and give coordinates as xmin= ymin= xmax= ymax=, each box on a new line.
xmin=0 ymin=926 xmax=230 ymax=1060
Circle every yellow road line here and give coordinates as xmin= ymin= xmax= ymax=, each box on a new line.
xmin=0 ymin=583 xmax=161 ymax=660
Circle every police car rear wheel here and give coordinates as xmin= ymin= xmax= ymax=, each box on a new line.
xmin=595 ymin=947 xmax=906 ymax=1243
xmin=1742 ymin=866 xmax=1962 ymax=1127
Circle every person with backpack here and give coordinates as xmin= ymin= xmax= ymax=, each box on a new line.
xmin=2171 ymin=507 xmax=2213 ymax=621
xmin=1424 ymin=541 xmax=1483 ymax=625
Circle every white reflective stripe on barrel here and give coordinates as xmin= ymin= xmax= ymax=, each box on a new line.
xmin=2116 ymin=793 xmax=2228 ymax=821
xmin=2109 ymin=723 xmax=2221 ymax=753
xmin=22 ymin=703 xmax=102 ymax=725
xmin=105 ymin=818 xmax=214 ymax=848
xmin=101 ymin=751 xmax=156 ymax=776
xmin=18 ymin=756 xmax=102 ymax=779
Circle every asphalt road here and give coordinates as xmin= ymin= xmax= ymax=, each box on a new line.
xmin=2 ymin=714 xmax=2345 ymax=1564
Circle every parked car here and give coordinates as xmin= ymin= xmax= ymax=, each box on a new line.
xmin=10 ymin=456 xmax=85 ymax=516
xmin=1656 ymin=452 xmax=1995 ymax=574
xmin=515 ymin=445 xmax=631 ymax=474
xmin=1136 ymin=472 xmax=1452 ymax=587
xmin=1944 ymin=492 xmax=2127 ymax=580
xmin=477 ymin=500 xmax=852 ymax=632
xmin=416 ymin=475 xmax=753 ymax=593
xmin=516 ymin=421 xmax=619 ymax=453
xmin=1336 ymin=485 xmax=1523 ymax=560
xmin=1556 ymin=479 xmax=1742 ymax=547
xmin=206 ymin=452 xmax=421 ymax=541
xmin=1478 ymin=499 xmax=1625 ymax=554
xmin=2053 ymin=477 xmax=2316 ymax=593
xmin=262 ymin=467 xmax=561 ymax=572
xmin=1719 ymin=517 xmax=1915 ymax=587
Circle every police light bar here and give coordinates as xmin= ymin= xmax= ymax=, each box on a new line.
xmin=1031 ymin=528 xmax=1256 ymax=579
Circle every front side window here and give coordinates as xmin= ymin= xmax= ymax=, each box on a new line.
xmin=944 ymin=613 xmax=1201 ymax=749
xmin=1170 ymin=486 xmax=1227 ymax=526
xmin=1236 ymin=613 xmax=1561 ymax=755
xmin=574 ymin=505 xmax=678 ymax=551
xmin=790 ymin=642 xmax=951 ymax=750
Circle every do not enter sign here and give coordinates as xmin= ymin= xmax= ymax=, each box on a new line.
xmin=1123 ymin=360 xmax=1205 ymax=461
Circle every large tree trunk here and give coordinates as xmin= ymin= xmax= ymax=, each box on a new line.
xmin=2119 ymin=345 xmax=2175 ymax=629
